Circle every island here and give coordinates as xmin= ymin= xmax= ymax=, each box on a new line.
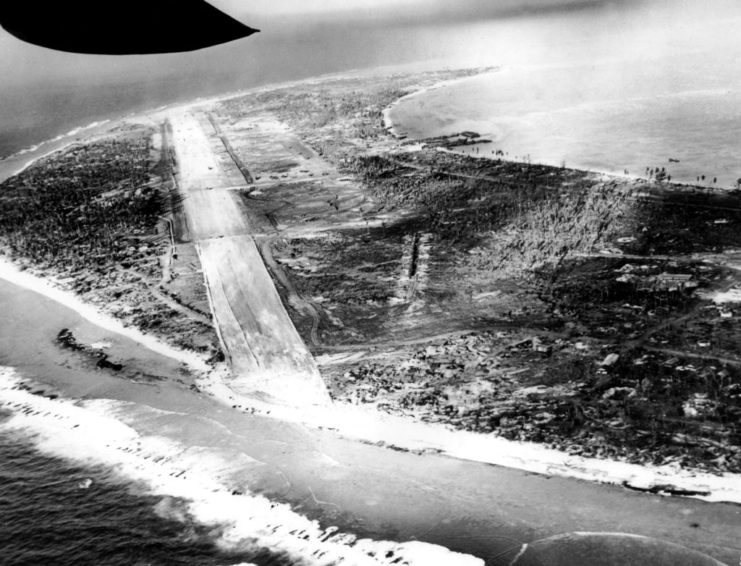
xmin=2 ymin=67 xmax=740 ymax=486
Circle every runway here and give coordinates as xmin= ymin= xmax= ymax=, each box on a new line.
xmin=169 ymin=109 xmax=328 ymax=405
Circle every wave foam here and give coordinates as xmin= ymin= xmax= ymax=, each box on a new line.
xmin=7 ymin=119 xmax=113 ymax=162
xmin=66 ymin=119 xmax=111 ymax=138
xmin=0 ymin=367 xmax=483 ymax=566
xmin=15 ymin=143 xmax=42 ymax=156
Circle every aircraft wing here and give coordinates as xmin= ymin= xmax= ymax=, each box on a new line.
xmin=0 ymin=0 xmax=258 ymax=55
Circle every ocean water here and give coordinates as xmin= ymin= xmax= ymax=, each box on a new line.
xmin=4 ymin=2 xmax=741 ymax=186
xmin=0 ymin=277 xmax=493 ymax=566
xmin=388 ymin=59 xmax=741 ymax=187
xmin=0 ymin=17 xmax=457 ymax=162
xmin=0 ymin=430 xmax=271 ymax=566
xmin=1 ymin=264 xmax=738 ymax=565
xmin=0 ymin=17 xmax=461 ymax=183
xmin=383 ymin=4 xmax=741 ymax=187
xmin=3 ymin=3 xmax=741 ymax=564
xmin=0 ymin=367 xmax=492 ymax=566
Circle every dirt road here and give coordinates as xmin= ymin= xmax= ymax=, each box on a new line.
xmin=169 ymin=109 xmax=328 ymax=405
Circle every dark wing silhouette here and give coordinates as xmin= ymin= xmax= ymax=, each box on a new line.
xmin=0 ymin=0 xmax=258 ymax=55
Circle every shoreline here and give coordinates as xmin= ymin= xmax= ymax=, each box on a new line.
xmin=0 ymin=258 xmax=209 ymax=373
xmin=397 ymin=133 xmax=736 ymax=194
xmin=2 ymin=270 xmax=739 ymax=566
xmin=3 ymin=71 xmax=740 ymax=505
xmin=196 ymin=366 xmax=741 ymax=506
xmin=0 ymin=59 xmax=454 ymax=183
xmin=11 ymin=142 xmax=76 ymax=179
xmin=382 ymin=74 xmax=741 ymax=192
xmin=2 ymin=259 xmax=739 ymax=505
xmin=381 ymin=69 xmax=500 ymax=139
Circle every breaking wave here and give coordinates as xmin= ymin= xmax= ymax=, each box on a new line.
xmin=0 ymin=367 xmax=483 ymax=566
xmin=14 ymin=143 xmax=43 ymax=157
xmin=7 ymin=120 xmax=112 ymax=160
xmin=65 ymin=120 xmax=110 ymax=138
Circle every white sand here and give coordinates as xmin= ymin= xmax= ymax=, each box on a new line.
xmin=197 ymin=370 xmax=741 ymax=505
xmin=5 ymin=88 xmax=740 ymax=506
xmin=0 ymin=258 xmax=208 ymax=372
xmin=0 ymin=368 xmax=484 ymax=566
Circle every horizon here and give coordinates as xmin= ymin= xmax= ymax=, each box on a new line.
xmin=2 ymin=0 xmax=740 ymax=93
xmin=2 ymin=1 xmax=741 ymax=565
xmin=2 ymin=0 xmax=741 ymax=159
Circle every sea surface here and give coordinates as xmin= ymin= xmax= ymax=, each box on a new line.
xmin=388 ymin=60 xmax=741 ymax=187
xmin=0 ymin=431 xmax=272 ymax=566
xmin=383 ymin=4 xmax=741 ymax=187
xmin=0 ymin=279 xmax=499 ymax=566
xmin=3 ymin=3 xmax=741 ymax=564
xmin=3 ymin=3 xmax=741 ymax=185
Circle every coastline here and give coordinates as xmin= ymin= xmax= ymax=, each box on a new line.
xmin=10 ymin=142 xmax=76 ymax=179
xmin=2 ymin=254 xmax=739 ymax=506
xmin=2 ymin=68 xmax=740 ymax=506
xmin=0 ymin=60 xmax=484 ymax=184
xmin=0 ymin=258 xmax=209 ymax=372
xmin=2 ymin=266 xmax=740 ymax=566
xmin=381 ymin=69 xmax=499 ymax=139
xmin=0 ymin=121 xmax=119 ymax=185
xmin=197 ymin=369 xmax=741 ymax=505
xmin=383 ymin=72 xmax=741 ymax=191
xmin=0 ymin=66 xmax=404 ymax=184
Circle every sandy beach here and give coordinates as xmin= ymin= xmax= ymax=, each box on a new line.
xmin=0 ymin=257 xmax=208 ymax=372
xmin=2 ymin=241 xmax=739 ymax=505
xmin=0 ymin=69 xmax=739 ymax=505
xmin=6 ymin=1 xmax=741 ymax=563
xmin=1 ymin=65 xmax=741 ymax=565
xmin=1 ymin=274 xmax=740 ymax=565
